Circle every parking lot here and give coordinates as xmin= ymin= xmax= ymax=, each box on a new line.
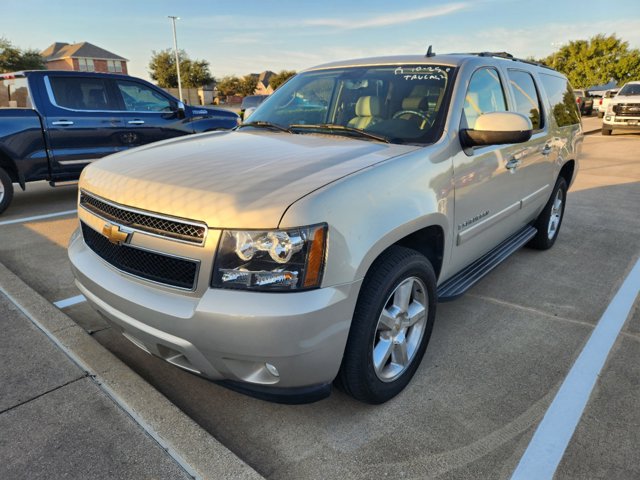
xmin=1 ymin=123 xmax=639 ymax=479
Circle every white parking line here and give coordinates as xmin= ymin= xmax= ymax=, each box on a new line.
xmin=53 ymin=294 xmax=86 ymax=309
xmin=0 ymin=209 xmax=77 ymax=226
xmin=511 ymin=258 xmax=640 ymax=480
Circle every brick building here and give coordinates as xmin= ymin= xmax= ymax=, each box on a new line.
xmin=41 ymin=42 xmax=128 ymax=74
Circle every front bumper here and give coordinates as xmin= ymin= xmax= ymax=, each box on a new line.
xmin=69 ymin=229 xmax=361 ymax=398
xmin=603 ymin=116 xmax=640 ymax=131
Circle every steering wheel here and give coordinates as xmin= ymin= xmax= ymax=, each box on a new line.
xmin=392 ymin=110 xmax=429 ymax=122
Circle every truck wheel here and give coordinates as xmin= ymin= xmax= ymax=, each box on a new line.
xmin=337 ymin=246 xmax=436 ymax=404
xmin=0 ymin=168 xmax=14 ymax=215
xmin=597 ymin=112 xmax=604 ymax=119
xmin=602 ymin=127 xmax=612 ymax=136
xmin=528 ymin=176 xmax=567 ymax=250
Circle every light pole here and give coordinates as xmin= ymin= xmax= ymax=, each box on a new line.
xmin=168 ymin=15 xmax=183 ymax=102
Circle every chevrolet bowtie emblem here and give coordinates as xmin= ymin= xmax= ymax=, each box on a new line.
xmin=102 ymin=223 xmax=130 ymax=245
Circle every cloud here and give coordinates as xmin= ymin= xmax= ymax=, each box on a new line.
xmin=303 ymin=3 xmax=468 ymax=30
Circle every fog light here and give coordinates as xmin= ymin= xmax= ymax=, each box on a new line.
xmin=265 ymin=363 xmax=280 ymax=377
xmin=605 ymin=116 xmax=611 ymax=121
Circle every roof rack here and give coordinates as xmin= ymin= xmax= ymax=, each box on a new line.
xmin=447 ymin=52 xmax=554 ymax=70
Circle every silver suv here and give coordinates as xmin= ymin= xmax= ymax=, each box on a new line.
xmin=69 ymin=52 xmax=582 ymax=404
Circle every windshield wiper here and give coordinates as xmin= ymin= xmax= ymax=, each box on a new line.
xmin=239 ymin=121 xmax=293 ymax=133
xmin=289 ymin=124 xmax=390 ymax=143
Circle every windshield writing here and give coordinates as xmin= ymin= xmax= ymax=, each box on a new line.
xmin=245 ymin=65 xmax=453 ymax=144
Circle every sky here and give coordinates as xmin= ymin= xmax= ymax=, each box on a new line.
xmin=3 ymin=0 xmax=640 ymax=82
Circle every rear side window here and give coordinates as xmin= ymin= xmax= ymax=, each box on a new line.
xmin=462 ymin=68 xmax=507 ymax=129
xmin=0 ymin=77 xmax=32 ymax=108
xmin=116 ymin=80 xmax=172 ymax=112
xmin=539 ymin=74 xmax=580 ymax=127
xmin=49 ymin=76 xmax=118 ymax=111
xmin=507 ymin=70 xmax=542 ymax=130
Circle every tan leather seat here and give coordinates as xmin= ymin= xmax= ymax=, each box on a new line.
xmin=348 ymin=96 xmax=382 ymax=129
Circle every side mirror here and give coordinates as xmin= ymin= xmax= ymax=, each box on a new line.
xmin=242 ymin=107 xmax=257 ymax=122
xmin=461 ymin=112 xmax=532 ymax=147
xmin=176 ymin=101 xmax=186 ymax=119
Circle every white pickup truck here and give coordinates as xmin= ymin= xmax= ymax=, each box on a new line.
xmin=602 ymin=81 xmax=640 ymax=135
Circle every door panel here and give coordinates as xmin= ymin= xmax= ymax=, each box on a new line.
xmin=45 ymin=75 xmax=130 ymax=179
xmin=450 ymin=144 xmax=525 ymax=273
xmin=506 ymin=69 xmax=555 ymax=221
xmin=449 ymin=67 xmax=527 ymax=274
xmin=114 ymin=79 xmax=192 ymax=146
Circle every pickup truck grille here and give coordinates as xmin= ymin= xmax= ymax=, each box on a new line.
xmin=613 ymin=103 xmax=640 ymax=116
xmin=80 ymin=191 xmax=207 ymax=245
xmin=81 ymin=222 xmax=198 ymax=290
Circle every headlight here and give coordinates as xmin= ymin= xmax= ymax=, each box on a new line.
xmin=211 ymin=224 xmax=327 ymax=291
xmin=606 ymin=104 xmax=614 ymax=114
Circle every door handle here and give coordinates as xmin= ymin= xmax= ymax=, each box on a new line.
xmin=541 ymin=145 xmax=552 ymax=155
xmin=505 ymin=158 xmax=521 ymax=172
xmin=128 ymin=120 xmax=145 ymax=125
xmin=52 ymin=120 xmax=74 ymax=126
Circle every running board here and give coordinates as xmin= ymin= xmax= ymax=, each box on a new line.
xmin=437 ymin=225 xmax=537 ymax=302
xmin=49 ymin=180 xmax=79 ymax=187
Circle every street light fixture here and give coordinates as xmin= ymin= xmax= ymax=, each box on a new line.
xmin=168 ymin=15 xmax=183 ymax=102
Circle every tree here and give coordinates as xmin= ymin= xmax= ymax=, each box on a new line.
xmin=148 ymin=49 xmax=213 ymax=88
xmin=183 ymin=59 xmax=213 ymax=88
xmin=238 ymin=74 xmax=258 ymax=96
xmin=0 ymin=38 xmax=45 ymax=73
xmin=269 ymin=70 xmax=296 ymax=90
xmin=541 ymin=34 xmax=640 ymax=88
xmin=217 ymin=75 xmax=241 ymax=96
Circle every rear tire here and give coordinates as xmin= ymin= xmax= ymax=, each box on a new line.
xmin=0 ymin=168 xmax=14 ymax=215
xmin=337 ymin=246 xmax=436 ymax=404
xmin=528 ymin=176 xmax=567 ymax=250
xmin=602 ymin=127 xmax=612 ymax=136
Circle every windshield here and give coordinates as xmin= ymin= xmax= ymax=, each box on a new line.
xmin=245 ymin=64 xmax=454 ymax=144
xmin=241 ymin=95 xmax=268 ymax=109
xmin=618 ymin=83 xmax=640 ymax=96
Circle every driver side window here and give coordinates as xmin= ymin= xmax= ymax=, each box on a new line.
xmin=116 ymin=80 xmax=172 ymax=112
xmin=462 ymin=68 xmax=507 ymax=129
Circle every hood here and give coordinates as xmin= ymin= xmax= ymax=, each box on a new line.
xmin=613 ymin=95 xmax=640 ymax=102
xmin=193 ymin=106 xmax=238 ymax=118
xmin=80 ymin=130 xmax=420 ymax=228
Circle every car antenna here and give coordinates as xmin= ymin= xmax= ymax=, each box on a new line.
xmin=425 ymin=45 xmax=435 ymax=57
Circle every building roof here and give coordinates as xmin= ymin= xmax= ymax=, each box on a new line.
xmin=41 ymin=42 xmax=128 ymax=62
xmin=257 ymin=70 xmax=275 ymax=87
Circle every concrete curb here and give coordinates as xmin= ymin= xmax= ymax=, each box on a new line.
xmin=0 ymin=261 xmax=264 ymax=480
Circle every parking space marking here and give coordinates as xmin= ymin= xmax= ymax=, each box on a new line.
xmin=511 ymin=258 xmax=640 ymax=480
xmin=0 ymin=209 xmax=77 ymax=226
xmin=53 ymin=294 xmax=86 ymax=309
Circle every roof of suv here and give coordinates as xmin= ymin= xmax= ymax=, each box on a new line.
xmin=305 ymin=52 xmax=556 ymax=73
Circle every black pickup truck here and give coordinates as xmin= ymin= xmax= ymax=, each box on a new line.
xmin=0 ymin=70 xmax=239 ymax=213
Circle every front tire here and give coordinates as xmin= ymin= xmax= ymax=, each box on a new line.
xmin=528 ymin=176 xmax=567 ymax=250
xmin=0 ymin=168 xmax=14 ymax=215
xmin=337 ymin=246 xmax=436 ymax=404
xmin=597 ymin=112 xmax=604 ymax=119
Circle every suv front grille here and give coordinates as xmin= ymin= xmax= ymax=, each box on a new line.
xmin=80 ymin=191 xmax=207 ymax=245
xmin=81 ymin=222 xmax=198 ymax=290
xmin=613 ymin=103 xmax=640 ymax=116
